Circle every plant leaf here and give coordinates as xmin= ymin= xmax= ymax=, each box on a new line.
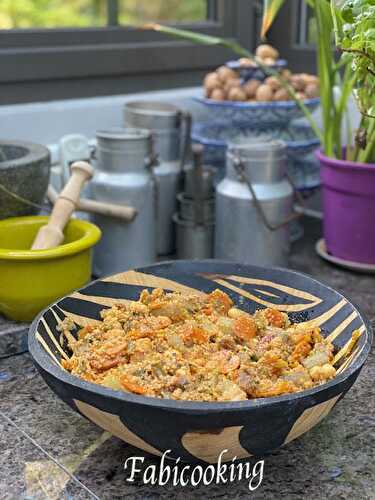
xmin=261 ymin=0 xmax=286 ymax=38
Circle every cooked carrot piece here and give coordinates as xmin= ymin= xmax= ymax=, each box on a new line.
xmin=291 ymin=331 xmax=312 ymax=345
xmin=120 ymin=376 xmax=147 ymax=395
xmin=255 ymin=380 xmax=294 ymax=398
xmin=105 ymin=341 xmax=128 ymax=357
xmin=183 ymin=327 xmax=208 ymax=344
xmin=90 ymin=357 xmax=120 ymax=371
xmin=192 ymin=328 xmax=208 ymax=343
xmin=291 ymin=340 xmax=312 ymax=362
xmin=78 ymin=325 xmax=94 ymax=339
xmin=234 ymin=316 xmax=257 ymax=341
xmin=265 ymin=308 xmax=285 ymax=328
xmin=202 ymin=305 xmax=213 ymax=316
xmin=208 ymin=289 xmax=233 ymax=314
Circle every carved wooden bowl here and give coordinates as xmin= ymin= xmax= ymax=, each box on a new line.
xmin=29 ymin=261 xmax=372 ymax=463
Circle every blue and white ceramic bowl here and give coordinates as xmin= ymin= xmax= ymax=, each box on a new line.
xmin=226 ymin=58 xmax=288 ymax=82
xmin=192 ymin=122 xmax=321 ymax=191
xmin=194 ymin=96 xmax=320 ymax=127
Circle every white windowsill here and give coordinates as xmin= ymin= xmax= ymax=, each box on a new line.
xmin=0 ymin=87 xmax=206 ymax=152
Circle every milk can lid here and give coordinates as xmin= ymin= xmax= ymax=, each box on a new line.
xmin=228 ymin=139 xmax=287 ymax=162
xmin=124 ymin=101 xmax=181 ymax=130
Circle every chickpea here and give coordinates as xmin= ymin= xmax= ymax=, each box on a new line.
xmin=204 ymin=72 xmax=221 ymax=92
xmin=265 ymin=76 xmax=281 ymax=91
xmin=217 ymin=65 xmax=238 ymax=83
xmin=256 ymin=44 xmax=279 ymax=60
xmin=310 ymin=364 xmax=336 ymax=381
xmin=228 ymin=86 xmax=247 ymax=101
xmin=210 ymin=88 xmax=226 ymax=101
xmin=228 ymin=307 xmax=249 ymax=319
xmin=255 ymin=84 xmax=274 ymax=101
xmin=242 ymin=79 xmax=261 ymax=98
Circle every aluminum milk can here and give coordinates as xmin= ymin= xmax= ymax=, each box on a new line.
xmin=90 ymin=128 xmax=156 ymax=277
xmin=174 ymin=145 xmax=215 ymax=259
xmin=215 ymin=140 xmax=295 ymax=267
xmin=124 ymin=100 xmax=191 ymax=255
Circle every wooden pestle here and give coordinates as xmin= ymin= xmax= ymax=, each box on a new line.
xmin=47 ymin=185 xmax=137 ymax=222
xmin=32 ymin=161 xmax=93 ymax=250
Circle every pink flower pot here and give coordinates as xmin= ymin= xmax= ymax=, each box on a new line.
xmin=317 ymin=150 xmax=375 ymax=264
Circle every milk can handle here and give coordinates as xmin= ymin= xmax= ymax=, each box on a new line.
xmin=145 ymin=133 xmax=159 ymax=169
xmin=231 ymin=154 xmax=304 ymax=231
xmin=179 ymin=111 xmax=192 ymax=171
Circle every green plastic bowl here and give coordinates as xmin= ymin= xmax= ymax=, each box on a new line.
xmin=0 ymin=216 xmax=101 ymax=321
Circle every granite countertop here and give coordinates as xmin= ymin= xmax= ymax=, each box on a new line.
xmin=1 ymin=218 xmax=374 ymax=500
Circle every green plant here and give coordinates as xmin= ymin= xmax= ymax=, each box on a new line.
xmin=147 ymin=0 xmax=375 ymax=163
xmin=259 ymin=0 xmax=374 ymax=163
xmin=331 ymin=0 xmax=375 ymax=162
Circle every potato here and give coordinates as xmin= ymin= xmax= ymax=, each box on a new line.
xmin=210 ymin=88 xmax=226 ymax=101
xmin=217 ymin=65 xmax=238 ymax=82
xmin=256 ymin=44 xmax=279 ymax=60
xmin=300 ymin=73 xmax=319 ymax=86
xmin=224 ymin=78 xmax=241 ymax=92
xmin=290 ymin=75 xmax=306 ymax=91
xmin=228 ymin=86 xmax=247 ymax=101
xmin=242 ymin=79 xmax=261 ymax=98
xmin=305 ymin=83 xmax=319 ymax=98
xmin=304 ymin=74 xmax=319 ymax=86
xmin=204 ymin=72 xmax=221 ymax=92
xmin=255 ymin=84 xmax=274 ymax=101
xmin=273 ymin=88 xmax=290 ymax=101
xmin=264 ymin=76 xmax=281 ymax=91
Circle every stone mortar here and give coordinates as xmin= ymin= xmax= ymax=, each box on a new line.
xmin=0 ymin=140 xmax=50 ymax=219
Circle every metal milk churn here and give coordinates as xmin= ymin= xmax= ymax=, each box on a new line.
xmin=215 ymin=140 xmax=297 ymax=267
xmin=123 ymin=100 xmax=191 ymax=255
xmin=90 ymin=128 xmax=156 ymax=277
xmin=174 ymin=144 xmax=215 ymax=259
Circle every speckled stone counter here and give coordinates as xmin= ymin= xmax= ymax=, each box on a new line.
xmin=1 ymin=219 xmax=374 ymax=500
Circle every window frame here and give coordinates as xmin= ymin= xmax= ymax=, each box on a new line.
xmin=268 ymin=0 xmax=316 ymax=74
xmin=0 ymin=0 xmax=255 ymax=103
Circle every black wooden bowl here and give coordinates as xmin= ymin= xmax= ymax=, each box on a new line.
xmin=29 ymin=261 xmax=372 ymax=463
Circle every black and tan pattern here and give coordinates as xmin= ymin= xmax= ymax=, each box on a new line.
xmin=28 ymin=261 xmax=372 ymax=463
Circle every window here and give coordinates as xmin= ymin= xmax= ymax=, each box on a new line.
xmin=0 ymin=1 xmax=208 ymax=29
xmin=267 ymin=0 xmax=316 ymax=74
xmin=0 ymin=0 xmax=255 ymax=104
xmin=295 ymin=1 xmax=317 ymax=46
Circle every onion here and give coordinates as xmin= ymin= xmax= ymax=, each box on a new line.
xmin=302 ymin=351 xmax=329 ymax=369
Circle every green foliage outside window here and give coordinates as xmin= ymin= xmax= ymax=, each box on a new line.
xmin=0 ymin=0 xmax=206 ymax=29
